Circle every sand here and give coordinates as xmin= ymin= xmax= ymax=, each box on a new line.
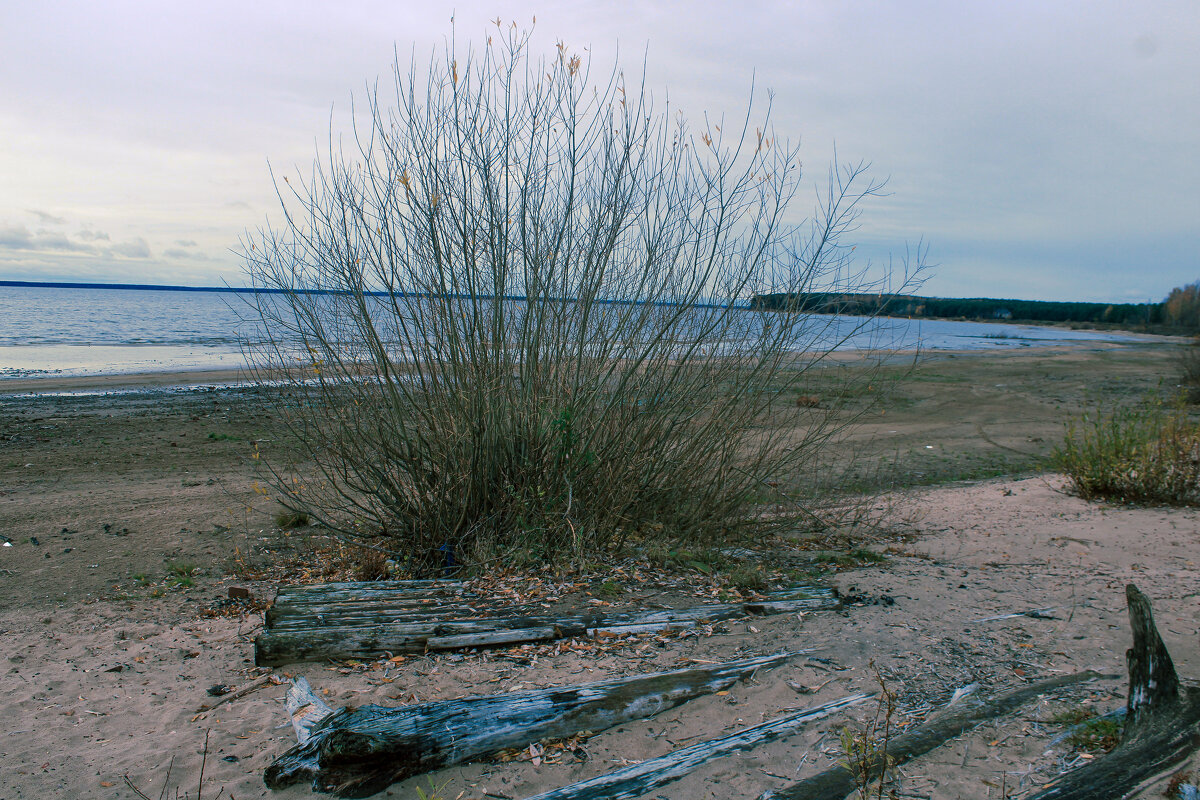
xmin=1 ymin=343 xmax=1197 ymax=799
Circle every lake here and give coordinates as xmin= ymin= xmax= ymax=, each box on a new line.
xmin=0 ymin=284 xmax=1148 ymax=382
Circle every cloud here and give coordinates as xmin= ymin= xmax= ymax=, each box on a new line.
xmin=164 ymin=247 xmax=213 ymax=261
xmin=0 ymin=224 xmax=35 ymax=249
xmin=77 ymin=227 xmax=111 ymax=242
xmin=175 ymin=239 xmax=197 ymax=247
xmin=105 ymin=238 xmax=152 ymax=259
xmin=0 ymin=223 xmax=95 ymax=253
xmin=27 ymin=209 xmax=67 ymax=225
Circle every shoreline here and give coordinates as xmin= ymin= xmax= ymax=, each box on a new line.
xmin=0 ymin=368 xmax=252 ymax=396
xmin=0 ymin=336 xmax=1176 ymax=396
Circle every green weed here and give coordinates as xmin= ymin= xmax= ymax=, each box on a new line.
xmin=166 ymin=562 xmax=197 ymax=588
xmin=596 ymin=579 xmax=624 ymax=598
xmin=727 ymin=566 xmax=769 ymax=592
xmin=414 ymin=777 xmax=451 ymax=800
xmin=1065 ymin=716 xmax=1122 ymax=753
xmin=1055 ymin=398 xmax=1200 ymax=505
xmin=275 ymin=510 xmax=311 ymax=530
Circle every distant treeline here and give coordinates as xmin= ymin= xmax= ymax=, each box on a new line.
xmin=750 ymin=289 xmax=1200 ymax=333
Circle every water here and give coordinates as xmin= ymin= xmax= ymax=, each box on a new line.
xmin=0 ymin=285 xmax=1147 ymax=383
xmin=0 ymin=287 xmax=257 ymax=379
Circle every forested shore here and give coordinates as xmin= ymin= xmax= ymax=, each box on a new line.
xmin=751 ymin=282 xmax=1200 ymax=334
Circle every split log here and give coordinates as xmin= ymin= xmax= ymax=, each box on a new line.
xmin=266 ymin=651 xmax=802 ymax=797
xmin=760 ymin=670 xmax=1112 ymax=800
xmin=522 ymin=693 xmax=872 ymax=800
xmin=1025 ymin=584 xmax=1200 ymax=800
xmin=255 ymin=583 xmax=838 ymax=666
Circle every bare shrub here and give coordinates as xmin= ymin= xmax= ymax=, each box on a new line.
xmin=242 ymin=24 xmax=921 ymax=573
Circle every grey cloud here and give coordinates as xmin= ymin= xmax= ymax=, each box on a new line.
xmin=27 ymin=209 xmax=67 ymax=225
xmin=175 ymin=239 xmax=198 ymax=247
xmin=0 ymin=224 xmax=96 ymax=253
xmin=1 ymin=223 xmax=153 ymax=260
xmin=77 ymin=228 xmax=111 ymax=242
xmin=105 ymin=238 xmax=152 ymax=259
xmin=0 ymin=224 xmax=34 ymax=249
xmin=165 ymin=247 xmax=213 ymax=261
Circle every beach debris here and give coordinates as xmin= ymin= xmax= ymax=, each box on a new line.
xmin=521 ymin=693 xmax=872 ymax=800
xmin=254 ymin=580 xmax=840 ymax=666
xmin=265 ymin=652 xmax=803 ymax=796
xmin=972 ymin=607 xmax=1059 ymax=622
xmin=285 ymin=676 xmax=335 ymax=743
xmin=759 ymin=670 xmax=1114 ymax=800
xmin=1021 ymin=584 xmax=1200 ymax=800
xmin=197 ymin=672 xmax=280 ymax=712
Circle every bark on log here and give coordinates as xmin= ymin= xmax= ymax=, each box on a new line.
xmin=1024 ymin=584 xmax=1200 ymax=800
xmin=265 ymin=651 xmax=802 ymax=797
xmin=760 ymin=670 xmax=1111 ymax=800
xmin=521 ymin=693 xmax=872 ymax=800
xmin=256 ymin=583 xmax=838 ymax=666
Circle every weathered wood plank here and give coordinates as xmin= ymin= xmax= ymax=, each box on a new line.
xmin=256 ymin=587 xmax=839 ymax=666
xmin=761 ymin=670 xmax=1112 ymax=800
xmin=277 ymin=579 xmax=463 ymax=595
xmin=265 ymin=652 xmax=803 ymax=797
xmin=265 ymin=585 xmax=828 ymax=626
xmin=522 ymin=693 xmax=872 ymax=800
xmin=266 ymin=603 xmax=483 ymax=630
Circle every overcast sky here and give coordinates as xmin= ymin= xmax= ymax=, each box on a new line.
xmin=1 ymin=1 xmax=1196 ymax=302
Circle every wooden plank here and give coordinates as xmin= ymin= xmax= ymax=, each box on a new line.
xmin=762 ymin=670 xmax=1112 ymax=800
xmin=256 ymin=586 xmax=839 ymax=666
xmin=265 ymin=652 xmax=803 ymax=797
xmin=521 ymin=693 xmax=872 ymax=800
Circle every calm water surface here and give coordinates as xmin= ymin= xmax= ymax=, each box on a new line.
xmin=0 ymin=285 xmax=1147 ymax=381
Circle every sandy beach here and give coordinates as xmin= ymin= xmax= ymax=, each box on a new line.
xmin=2 ymin=341 xmax=1197 ymax=799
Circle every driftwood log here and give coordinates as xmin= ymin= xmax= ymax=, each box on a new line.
xmin=255 ymin=580 xmax=839 ymax=666
xmin=759 ymin=670 xmax=1111 ymax=800
xmin=1025 ymin=584 xmax=1200 ymax=800
xmin=266 ymin=651 xmax=802 ymax=797
xmin=522 ymin=693 xmax=873 ymax=800
xmin=765 ymin=583 xmax=1198 ymax=800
